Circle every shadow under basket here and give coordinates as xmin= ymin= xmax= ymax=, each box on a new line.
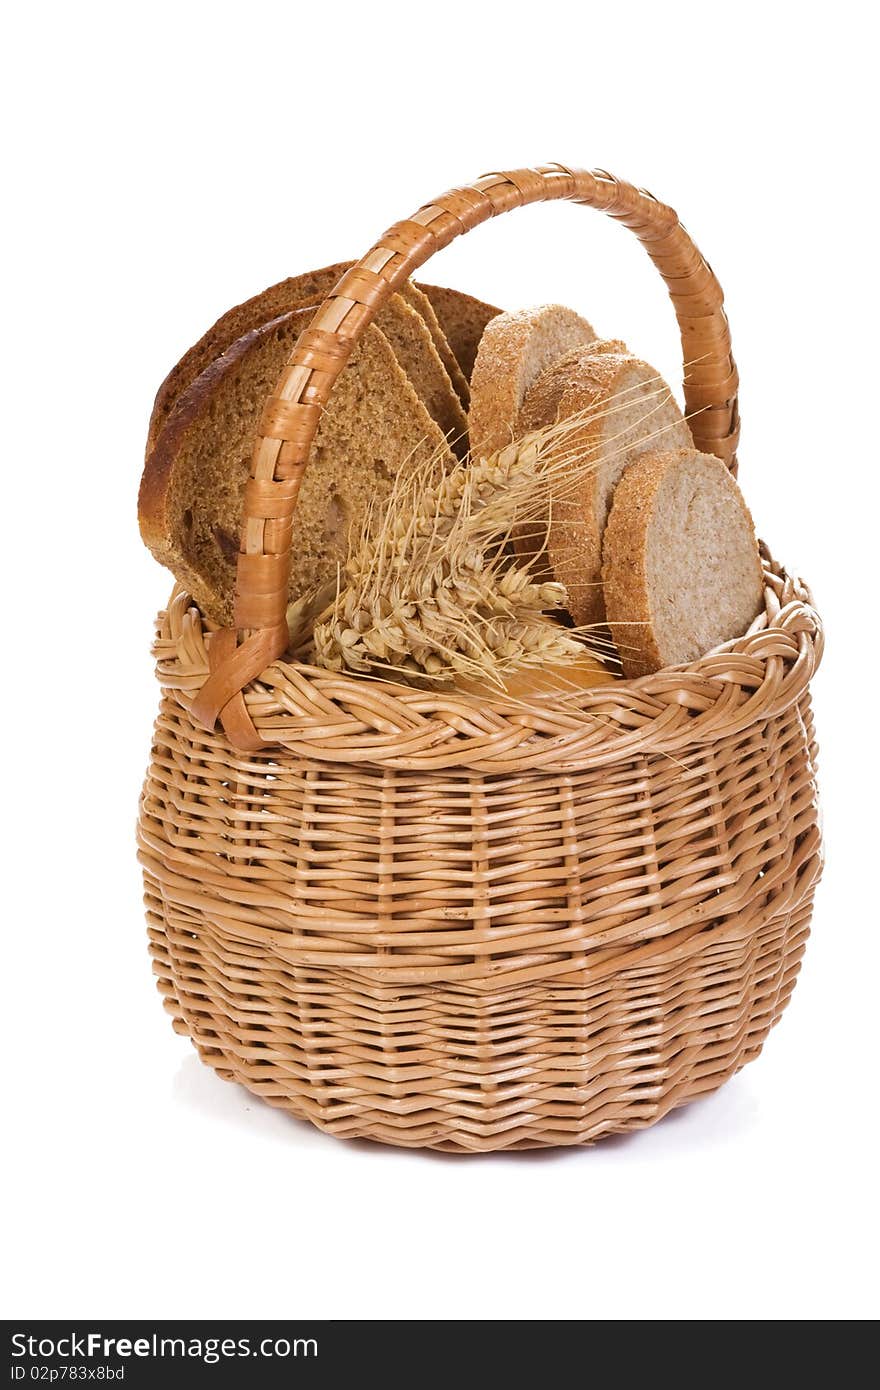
xmin=137 ymin=166 xmax=823 ymax=1151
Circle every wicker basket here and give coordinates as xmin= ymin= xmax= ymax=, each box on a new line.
xmin=138 ymin=165 xmax=823 ymax=1151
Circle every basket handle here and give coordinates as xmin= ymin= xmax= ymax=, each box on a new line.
xmin=191 ymin=163 xmax=739 ymax=745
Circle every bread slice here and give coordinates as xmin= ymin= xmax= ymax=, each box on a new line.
xmin=517 ymin=340 xmax=629 ymax=433
xmin=147 ymin=261 xmax=352 ymax=452
xmin=402 ymin=281 xmax=471 ymax=407
xmin=516 ymin=352 xmax=693 ymax=627
xmin=147 ymin=262 xmax=471 ymax=452
xmin=416 ymin=283 xmax=501 ymax=380
xmin=139 ymin=307 xmax=452 ymax=626
xmin=602 ymin=448 xmax=763 ymax=678
xmin=468 ymin=306 xmax=597 ymax=458
xmin=375 ymin=295 xmax=468 ymax=452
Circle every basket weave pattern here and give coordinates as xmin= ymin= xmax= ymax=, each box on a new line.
xmin=139 ymin=165 xmax=823 ymax=1150
xmin=140 ymin=558 xmax=821 ymax=1149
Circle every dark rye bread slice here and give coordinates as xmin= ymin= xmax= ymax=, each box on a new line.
xmin=416 ymin=283 xmax=502 ymax=380
xmin=515 ymin=351 xmax=693 ymax=627
xmin=602 ymin=448 xmax=763 ymax=678
xmin=139 ymin=307 xmax=453 ymax=626
xmin=147 ymin=262 xmax=354 ymax=451
xmin=147 ymin=261 xmax=469 ymax=453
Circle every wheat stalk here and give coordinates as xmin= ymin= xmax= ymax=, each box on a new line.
xmin=293 ymin=379 xmax=694 ymax=685
xmin=306 ymin=417 xmax=601 ymax=683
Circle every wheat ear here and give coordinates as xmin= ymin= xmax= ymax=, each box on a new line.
xmin=309 ymin=419 xmax=597 ymax=683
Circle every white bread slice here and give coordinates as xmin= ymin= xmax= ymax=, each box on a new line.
xmin=139 ymin=307 xmax=452 ymax=626
xmin=602 ymin=448 xmax=763 ymax=678
xmin=468 ymin=305 xmax=597 ymax=458
xmin=516 ymin=351 xmax=693 ymax=626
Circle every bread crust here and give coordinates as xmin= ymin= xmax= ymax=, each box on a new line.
xmin=468 ymin=305 xmax=596 ymax=459
xmin=139 ymin=307 xmax=315 ymax=588
xmin=146 ymin=262 xmax=355 ymax=454
xmin=600 ymin=449 xmax=670 ymax=677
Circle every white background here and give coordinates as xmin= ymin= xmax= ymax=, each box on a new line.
xmin=3 ymin=1 xmax=877 ymax=1322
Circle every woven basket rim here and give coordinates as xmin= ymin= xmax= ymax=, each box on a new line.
xmin=152 ymin=545 xmax=822 ymax=772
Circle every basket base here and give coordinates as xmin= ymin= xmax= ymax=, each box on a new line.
xmin=146 ymin=892 xmax=812 ymax=1153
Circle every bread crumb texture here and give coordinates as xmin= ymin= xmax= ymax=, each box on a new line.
xmin=602 ymin=447 xmax=763 ymax=678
